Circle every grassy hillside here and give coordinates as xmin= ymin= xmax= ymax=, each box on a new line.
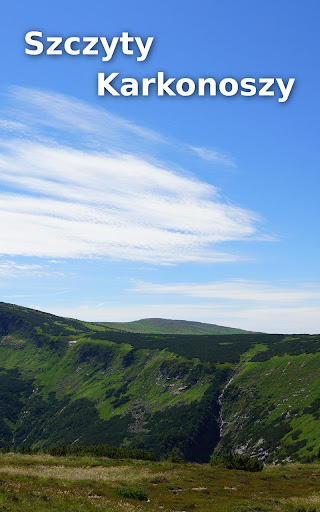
xmin=1 ymin=301 xmax=320 ymax=464
xmin=0 ymin=302 xmax=222 ymax=461
xmin=217 ymin=336 xmax=320 ymax=463
xmin=1 ymin=453 xmax=320 ymax=511
xmin=100 ymin=317 xmax=252 ymax=335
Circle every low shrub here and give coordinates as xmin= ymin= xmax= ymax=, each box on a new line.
xmin=115 ymin=486 xmax=148 ymax=501
xmin=169 ymin=447 xmax=184 ymax=463
xmin=211 ymin=452 xmax=263 ymax=472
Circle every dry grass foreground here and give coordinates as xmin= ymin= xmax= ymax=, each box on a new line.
xmin=0 ymin=453 xmax=320 ymax=511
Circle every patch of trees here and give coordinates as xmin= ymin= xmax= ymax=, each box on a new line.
xmin=75 ymin=341 xmax=115 ymax=369
xmin=88 ymin=331 xmax=286 ymax=364
xmin=303 ymin=397 xmax=320 ymax=419
xmin=0 ymin=368 xmax=34 ymax=446
xmin=48 ymin=443 xmax=155 ymax=460
xmin=0 ymin=443 xmax=155 ymax=461
xmin=253 ymin=335 xmax=320 ymax=362
xmin=211 ymin=452 xmax=263 ymax=472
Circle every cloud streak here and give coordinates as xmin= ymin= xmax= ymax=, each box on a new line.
xmin=189 ymin=146 xmax=235 ymax=166
xmin=131 ymin=279 xmax=320 ymax=302
xmin=0 ymin=260 xmax=65 ymax=278
xmin=7 ymin=87 xmax=236 ymax=164
xmin=0 ymin=88 xmax=270 ymax=264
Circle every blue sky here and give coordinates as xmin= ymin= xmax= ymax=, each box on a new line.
xmin=0 ymin=0 xmax=319 ymax=332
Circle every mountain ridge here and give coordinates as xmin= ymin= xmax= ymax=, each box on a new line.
xmin=1 ymin=300 xmax=320 ymax=463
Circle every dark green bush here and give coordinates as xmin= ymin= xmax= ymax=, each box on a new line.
xmin=0 ymin=445 xmax=11 ymax=454
xmin=169 ymin=447 xmax=184 ymax=463
xmin=115 ymin=486 xmax=148 ymax=501
xmin=211 ymin=452 xmax=263 ymax=472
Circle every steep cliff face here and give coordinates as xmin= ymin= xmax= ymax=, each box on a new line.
xmin=0 ymin=302 xmax=222 ymax=461
xmin=216 ymin=339 xmax=320 ymax=463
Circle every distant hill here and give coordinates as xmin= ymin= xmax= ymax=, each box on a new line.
xmin=100 ymin=317 xmax=252 ymax=335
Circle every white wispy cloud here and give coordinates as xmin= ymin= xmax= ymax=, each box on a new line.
xmin=0 ymin=88 xmax=269 ymax=264
xmin=130 ymin=278 xmax=320 ymax=303
xmin=228 ymin=306 xmax=320 ymax=333
xmin=0 ymin=118 xmax=27 ymax=134
xmin=189 ymin=146 xmax=235 ymax=166
xmin=0 ymin=260 xmax=65 ymax=278
xmin=7 ymin=87 xmax=236 ymax=165
xmin=8 ymin=87 xmax=163 ymax=151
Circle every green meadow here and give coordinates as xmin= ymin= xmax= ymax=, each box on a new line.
xmin=1 ymin=453 xmax=320 ymax=512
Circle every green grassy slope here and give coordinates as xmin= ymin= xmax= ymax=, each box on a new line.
xmin=217 ymin=335 xmax=320 ymax=463
xmin=100 ymin=317 xmax=252 ymax=334
xmin=1 ymin=301 xmax=320 ymax=464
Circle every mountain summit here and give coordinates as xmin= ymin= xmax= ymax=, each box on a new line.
xmin=100 ymin=317 xmax=252 ymax=335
